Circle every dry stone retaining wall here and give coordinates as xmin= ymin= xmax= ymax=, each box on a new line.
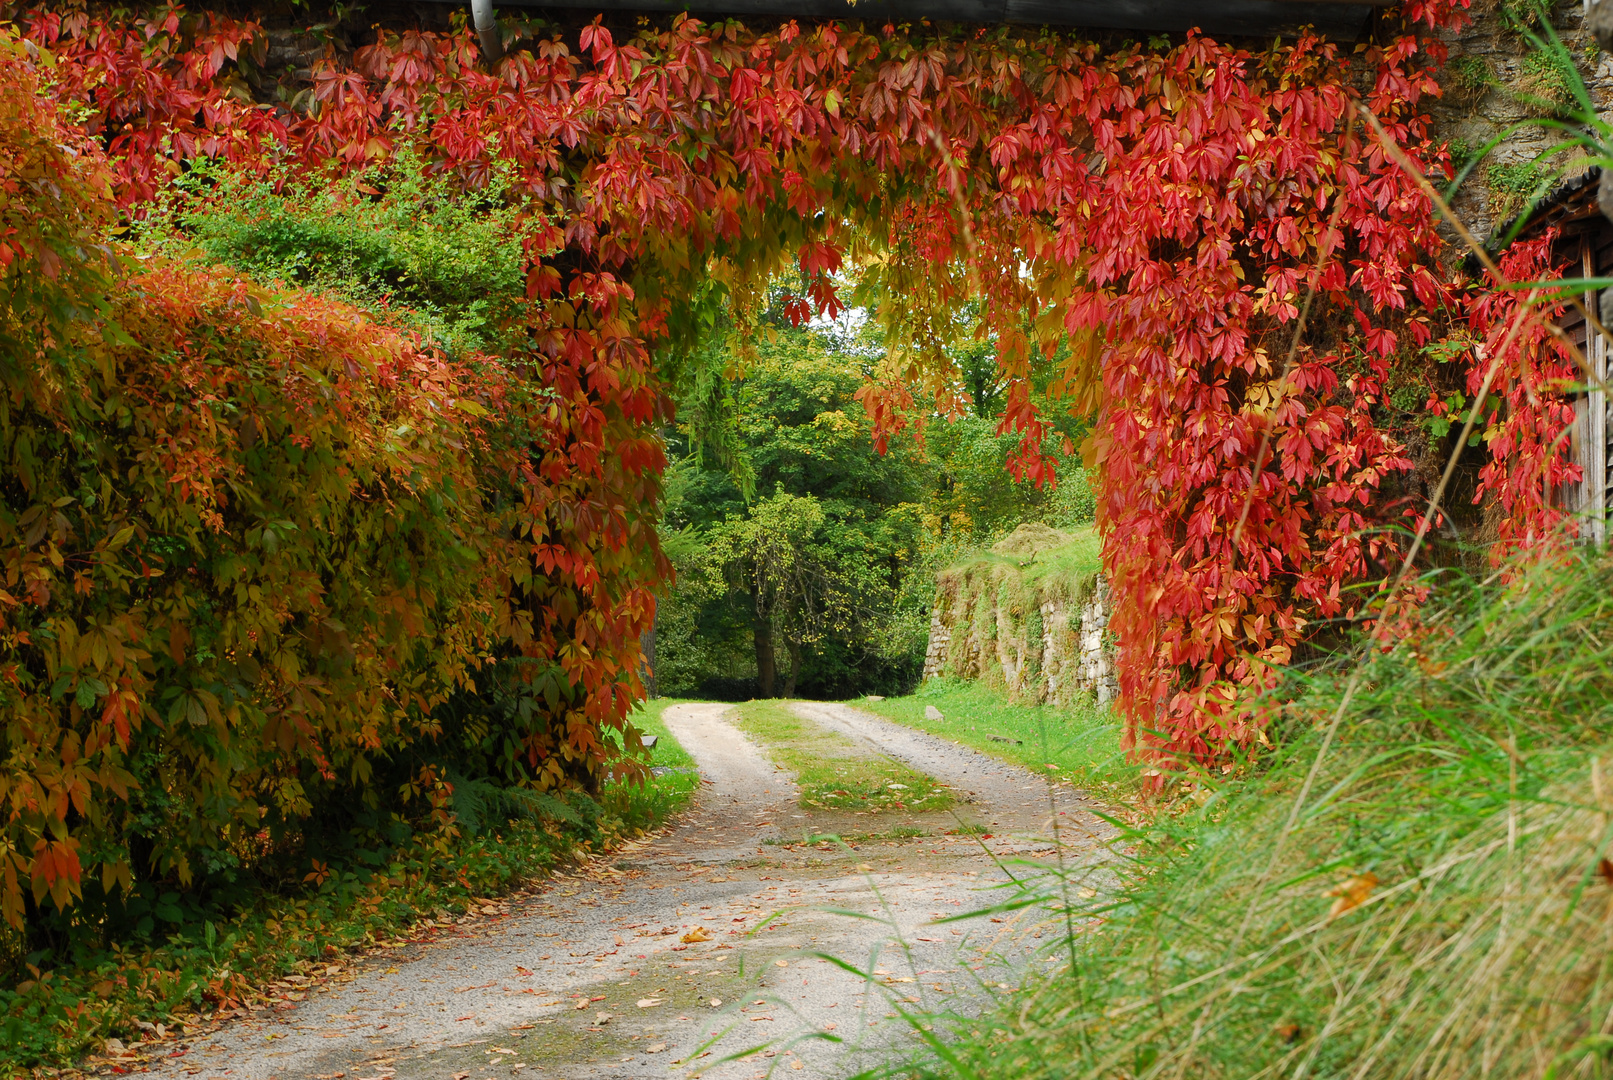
xmin=921 ymin=525 xmax=1118 ymax=707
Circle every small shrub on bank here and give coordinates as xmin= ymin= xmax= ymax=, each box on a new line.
xmin=147 ymin=153 xmax=535 ymax=358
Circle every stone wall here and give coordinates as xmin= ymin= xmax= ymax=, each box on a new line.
xmin=1431 ymin=1 xmax=1611 ymax=244
xmin=921 ymin=525 xmax=1118 ymax=707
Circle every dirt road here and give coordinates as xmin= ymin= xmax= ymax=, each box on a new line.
xmin=161 ymin=703 xmax=1116 ymax=1080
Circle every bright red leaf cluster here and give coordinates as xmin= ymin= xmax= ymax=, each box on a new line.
xmin=1463 ymin=236 xmax=1585 ymax=559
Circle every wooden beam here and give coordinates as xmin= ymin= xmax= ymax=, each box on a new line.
xmin=452 ymin=0 xmax=1382 ymax=39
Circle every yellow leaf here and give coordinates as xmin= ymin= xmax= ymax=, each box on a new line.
xmin=680 ymin=927 xmax=712 ymax=943
xmin=1326 ymin=872 xmax=1377 ymax=918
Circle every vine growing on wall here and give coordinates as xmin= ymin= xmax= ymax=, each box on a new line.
xmin=1462 ymin=235 xmax=1584 ymax=557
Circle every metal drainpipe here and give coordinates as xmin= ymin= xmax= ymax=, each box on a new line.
xmin=471 ymin=0 xmax=503 ymax=65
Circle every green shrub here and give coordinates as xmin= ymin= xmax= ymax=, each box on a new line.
xmin=1047 ymin=466 xmax=1097 ymax=527
xmin=1486 ymin=157 xmax=1550 ymax=219
xmin=147 ymin=151 xmax=534 ymax=357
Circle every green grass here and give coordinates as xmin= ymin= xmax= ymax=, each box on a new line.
xmin=730 ymin=700 xmax=954 ymax=813
xmin=885 ymin=550 xmax=1613 ymax=1080
xmin=0 ymin=716 xmax=700 ymax=1075
xmin=856 ymin=678 xmax=1131 ymax=795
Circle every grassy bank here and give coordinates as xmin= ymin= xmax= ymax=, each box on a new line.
xmin=892 ymin=550 xmax=1613 ymax=1080
xmin=623 ymin=696 xmax=702 ymax=774
xmin=731 ymin=700 xmax=954 ymax=813
xmin=943 ymin=524 xmax=1103 ymax=601
xmin=856 ymin=679 xmax=1130 ymax=796
xmin=0 ymin=712 xmax=698 ymax=1076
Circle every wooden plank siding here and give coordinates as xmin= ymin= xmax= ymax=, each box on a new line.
xmin=1543 ymin=192 xmax=1611 ymax=545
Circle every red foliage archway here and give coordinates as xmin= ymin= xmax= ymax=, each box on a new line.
xmin=14 ymin=0 xmax=1596 ymax=918
xmin=18 ymin=1 xmax=1483 ymax=751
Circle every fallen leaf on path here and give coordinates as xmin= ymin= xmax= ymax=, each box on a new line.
xmin=453 ymin=1074 xmax=470 ymax=1080
xmin=454 ymin=1015 xmax=474 ymax=1022
xmin=646 ymin=1043 xmax=668 ymax=1054
xmin=708 ymin=998 xmax=722 ymax=1007
xmin=915 ymin=937 xmax=939 ymax=942
xmin=594 ymin=1013 xmax=613 ymax=1025
xmin=1326 ymin=873 xmax=1378 ymax=919
xmin=790 ymin=1062 xmax=804 ymax=1071
xmin=636 ymin=998 xmax=662 ymax=1008
xmin=573 ymin=1000 xmax=588 ymax=1010
xmin=492 ymin=1047 xmax=516 ymax=1054
xmin=680 ymin=928 xmax=712 ymax=943
xmin=773 ymin=959 xmax=788 ymax=967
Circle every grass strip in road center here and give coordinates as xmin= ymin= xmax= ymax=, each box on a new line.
xmin=731 ymin=701 xmax=954 ymax=814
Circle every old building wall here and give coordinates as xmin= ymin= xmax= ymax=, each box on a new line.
xmin=1431 ymin=1 xmax=1612 ymax=243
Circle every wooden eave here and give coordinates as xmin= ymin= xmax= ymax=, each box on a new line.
xmin=425 ymin=0 xmax=1393 ymax=40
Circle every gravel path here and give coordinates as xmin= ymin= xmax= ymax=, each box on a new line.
xmin=146 ymin=703 xmax=1116 ymax=1080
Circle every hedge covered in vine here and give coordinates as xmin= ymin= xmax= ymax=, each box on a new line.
xmin=0 ymin=33 xmax=663 ymax=947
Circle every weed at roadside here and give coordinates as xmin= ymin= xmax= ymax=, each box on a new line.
xmin=874 ymin=550 xmax=1613 ymax=1080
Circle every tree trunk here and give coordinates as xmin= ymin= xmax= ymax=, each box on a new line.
xmin=641 ymin=600 xmax=657 ymax=698
xmin=783 ymin=637 xmax=801 ymax=699
xmin=753 ymin=614 xmax=776 ymax=698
